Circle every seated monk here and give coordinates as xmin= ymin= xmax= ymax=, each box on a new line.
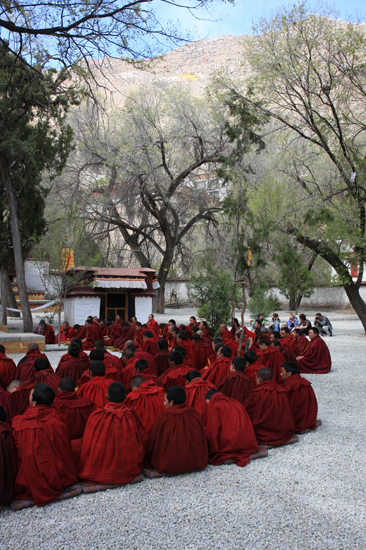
xmin=56 ymin=341 xmax=89 ymax=381
xmin=218 ymin=323 xmax=237 ymax=356
xmin=272 ymin=340 xmax=297 ymax=364
xmin=125 ymin=376 xmax=165 ymax=432
xmin=12 ymin=383 xmax=78 ymax=506
xmin=103 ymin=315 xmax=123 ymax=347
xmin=55 ymin=321 xmax=77 ymax=344
xmin=145 ymin=386 xmax=208 ymax=475
xmin=31 ymin=357 xmax=61 ymax=392
xmin=185 ymin=370 xmax=214 ymax=427
xmin=243 ymin=351 xmax=266 ymax=387
xmin=293 ymin=329 xmax=310 ymax=357
xmin=57 ymin=338 xmax=88 ymax=367
xmin=244 ymin=368 xmax=295 ymax=447
xmin=257 ymin=338 xmax=285 ymax=383
xmin=205 ymin=345 xmax=233 ymax=386
xmin=120 ymin=347 xmax=138 ymax=386
xmin=0 ymin=407 xmax=17 ymax=506
xmin=217 ymin=356 xmax=253 ymax=404
xmin=132 ymin=322 xmax=144 ymax=348
xmin=8 ymin=380 xmax=32 ymax=416
xmin=280 ymin=327 xmax=298 ymax=355
xmin=141 ymin=331 xmax=158 ymax=357
xmin=79 ymin=381 xmax=147 ymax=484
xmin=0 ymin=385 xmax=17 ymax=424
xmin=173 ymin=345 xmax=195 ymax=370
xmin=154 ymin=339 xmax=170 ymax=376
xmin=53 ymin=377 xmax=94 ymax=440
xmin=297 ymin=328 xmax=331 ymax=374
xmin=94 ymin=341 xmax=122 ymax=373
xmin=0 ymin=345 xmax=16 ymax=388
xmin=82 ymin=319 xmax=103 ymax=351
xmin=13 ymin=343 xmax=50 ymax=382
xmin=34 ymin=319 xmax=55 ymax=344
xmin=192 ymin=332 xmax=212 ymax=370
xmin=77 ymin=361 xmax=111 ymax=409
xmin=175 ymin=331 xmax=195 ymax=363
xmin=280 ymin=362 xmax=318 ymax=432
xmin=78 ymin=349 xmax=118 ymax=387
xmin=113 ymin=321 xmax=134 ymax=350
xmin=158 ymin=351 xmax=193 ymax=390
xmin=127 ymin=359 xmax=159 ymax=390
xmin=205 ymin=389 xmax=258 ymax=467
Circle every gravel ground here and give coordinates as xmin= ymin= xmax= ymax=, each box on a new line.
xmin=1 ymin=310 xmax=365 ymax=550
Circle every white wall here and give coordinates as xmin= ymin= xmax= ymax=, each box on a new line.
xmin=24 ymin=260 xmax=48 ymax=292
xmin=165 ymin=281 xmax=190 ymax=304
xmin=135 ymin=297 xmax=152 ymax=324
xmin=64 ymin=296 xmax=101 ymax=325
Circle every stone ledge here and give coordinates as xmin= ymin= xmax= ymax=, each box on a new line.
xmin=0 ymin=333 xmax=45 ymax=354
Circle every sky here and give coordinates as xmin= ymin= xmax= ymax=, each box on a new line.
xmin=152 ymin=0 xmax=366 ymax=46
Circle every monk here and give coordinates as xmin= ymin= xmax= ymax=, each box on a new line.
xmin=31 ymin=357 xmax=61 ymax=391
xmin=79 ymin=381 xmax=147 ymax=484
xmin=243 ymin=351 xmax=266 ymax=387
xmin=0 ymin=345 xmax=16 ymax=388
xmin=281 ymin=362 xmax=318 ymax=432
xmin=53 ymin=377 xmax=94 ymax=440
xmin=217 ymin=357 xmax=253 ymax=404
xmin=132 ymin=322 xmax=144 ymax=348
xmin=257 ymin=339 xmax=284 ymax=383
xmin=205 ymin=389 xmax=258 ymax=467
xmin=34 ymin=319 xmax=55 ymax=344
xmin=125 ymin=376 xmax=165 ymax=432
xmin=272 ymin=340 xmax=297 ymax=364
xmin=244 ymin=368 xmax=295 ymax=447
xmin=141 ymin=330 xmax=158 ymax=357
xmin=185 ymin=370 xmax=214 ymax=427
xmin=218 ymin=323 xmax=237 ymax=356
xmin=56 ymin=341 xmax=89 ymax=381
xmin=158 ymin=351 xmax=193 ymax=389
xmin=113 ymin=321 xmax=134 ymax=350
xmin=58 ymin=337 xmax=88 ymax=366
xmin=191 ymin=332 xmax=212 ymax=370
xmin=77 ymin=361 xmax=111 ymax=409
xmin=94 ymin=340 xmax=122 ymax=373
xmin=154 ymin=339 xmax=170 ymax=376
xmin=13 ymin=343 xmax=50 ymax=382
xmin=82 ymin=319 xmax=103 ymax=351
xmin=293 ymin=329 xmax=310 ymax=357
xmin=0 ymin=407 xmax=17 ymax=506
xmin=12 ymin=383 xmax=78 ymax=506
xmin=0 ymin=385 xmax=17 ymax=424
xmin=103 ymin=315 xmax=123 ymax=346
xmin=173 ymin=345 xmax=195 ymax=370
xmin=205 ymin=345 xmax=232 ymax=386
xmin=297 ymin=328 xmax=331 ymax=374
xmin=147 ymin=313 xmax=160 ymax=337
xmin=130 ymin=359 xmax=159 ymax=388
xmin=280 ymin=327 xmax=298 ymax=355
xmin=146 ymin=386 xmax=208 ymax=475
xmin=175 ymin=331 xmax=195 ymax=363
xmin=55 ymin=321 xmax=77 ymax=344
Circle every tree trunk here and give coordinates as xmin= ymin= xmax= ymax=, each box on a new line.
xmin=344 ymin=283 xmax=366 ymax=334
xmin=4 ymin=268 xmax=20 ymax=317
xmin=289 ymin=295 xmax=296 ymax=311
xmin=0 ymin=265 xmax=7 ymax=326
xmin=156 ymin=277 xmax=166 ymax=314
xmin=0 ymin=158 xmax=33 ymax=331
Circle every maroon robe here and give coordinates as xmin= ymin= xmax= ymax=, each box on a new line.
xmin=154 ymin=350 xmax=170 ymax=376
xmin=158 ymin=365 xmax=193 ymax=390
xmin=205 ymin=357 xmax=232 ymax=386
xmin=55 ymin=326 xmax=77 ymax=343
xmin=206 ymin=393 xmax=258 ymax=467
xmin=141 ymin=338 xmax=158 ymax=357
xmin=11 ymin=381 xmax=35 ymax=416
xmin=0 ymin=387 xmax=18 ymax=424
xmin=260 ymin=346 xmax=285 ymax=383
xmin=31 ymin=368 xmax=61 ymax=392
xmin=244 ymin=380 xmax=295 ymax=446
xmin=77 ymin=376 xmax=111 ymax=409
xmin=147 ymin=319 xmax=160 ymax=337
xmin=0 ymin=421 xmax=17 ymax=506
xmin=14 ymin=350 xmax=50 ymax=382
xmin=134 ymin=349 xmax=157 ymax=374
xmin=280 ymin=346 xmax=298 ymax=364
xmin=280 ymin=335 xmax=298 ymax=355
xmin=296 ymin=334 xmax=310 ymax=357
xmin=0 ymin=353 xmax=16 ymax=388
xmin=297 ymin=336 xmax=331 ymax=374
xmin=245 ymin=361 xmax=266 ymax=387
xmin=82 ymin=323 xmax=104 ymax=351
xmin=125 ymin=380 xmax=165 ymax=432
xmin=34 ymin=323 xmax=55 ymax=344
xmin=146 ymin=404 xmax=208 ymax=475
xmin=217 ymin=371 xmax=253 ymax=404
xmin=53 ymin=391 xmax=94 ymax=439
xmin=283 ymin=374 xmax=318 ymax=432
xmin=56 ymin=354 xmax=90 ymax=381
xmin=192 ymin=338 xmax=212 ymax=370
xmin=185 ymin=378 xmax=215 ymax=427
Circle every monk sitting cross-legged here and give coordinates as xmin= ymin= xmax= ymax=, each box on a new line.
xmin=78 ymin=382 xmax=148 ymax=485
xmin=257 ymin=339 xmax=285 ymax=383
xmin=125 ymin=376 xmax=165 ymax=432
xmin=185 ymin=370 xmax=215 ymax=427
xmin=0 ymin=406 xmax=17 ymax=506
xmin=158 ymin=351 xmax=194 ymax=390
xmin=0 ymin=345 xmax=16 ymax=389
xmin=242 ymin=351 xmax=266 ymax=387
xmin=145 ymin=386 xmax=208 ymax=476
xmin=154 ymin=339 xmax=171 ymax=376
xmin=205 ymin=389 xmax=258 ymax=467
xmin=56 ymin=341 xmax=89 ymax=382
xmin=205 ymin=345 xmax=233 ymax=387
xmin=78 ymin=349 xmax=118 ymax=387
xmin=217 ymin=356 xmax=253 ymax=405
xmin=280 ymin=362 xmax=318 ymax=433
xmin=244 ymin=368 xmax=295 ymax=447
xmin=77 ymin=361 xmax=111 ymax=409
xmin=13 ymin=343 xmax=50 ymax=383
xmin=12 ymin=383 xmax=78 ymax=507
xmin=297 ymin=327 xmax=331 ymax=374
xmin=53 ymin=377 xmax=94 ymax=440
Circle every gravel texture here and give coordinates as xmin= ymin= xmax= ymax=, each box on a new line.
xmin=1 ymin=310 xmax=365 ymax=550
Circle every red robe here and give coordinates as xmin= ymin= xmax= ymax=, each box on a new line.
xmin=34 ymin=323 xmax=55 ymax=344
xmin=0 ymin=387 xmax=17 ymax=424
xmin=206 ymin=393 xmax=258 ymax=467
xmin=0 ymin=421 xmax=17 ymax=506
xmin=103 ymin=321 xmax=122 ymax=346
xmin=82 ymin=323 xmax=104 ymax=351
xmin=79 ymin=402 xmax=147 ymax=484
xmin=260 ymin=346 xmax=285 ymax=383
xmin=114 ymin=327 xmax=135 ymax=350
xmin=142 ymin=338 xmax=158 ymax=358
xmin=55 ymin=326 xmax=77 ymax=344
xmin=77 ymin=376 xmax=111 ymax=409
xmin=147 ymin=319 xmax=160 ymax=337
xmin=244 ymin=361 xmax=266 ymax=387
xmin=205 ymin=357 xmax=232 ymax=386
xmin=217 ymin=371 xmax=253 ymax=404
xmin=134 ymin=349 xmax=157 ymax=374
xmin=154 ymin=350 xmax=170 ymax=376
xmin=297 ymin=336 xmax=331 ymax=374
xmin=244 ymin=380 xmax=295 ymax=446
xmin=158 ymin=365 xmax=193 ymax=389
xmin=56 ymin=354 xmax=90 ymax=381
xmin=280 ymin=335 xmax=298 ymax=355
xmin=125 ymin=380 xmax=165 ymax=432
xmin=119 ymin=358 xmax=138 ymax=387
xmin=12 ymin=406 xmax=78 ymax=506
xmin=185 ymin=378 xmax=215 ymax=427
xmin=296 ymin=335 xmax=310 ymax=357
xmin=192 ymin=339 xmax=212 ymax=370
xmin=104 ymin=351 xmax=123 ymax=373
xmin=31 ymin=368 xmax=61 ymax=392
xmin=132 ymin=329 xmax=144 ymax=348
xmin=14 ymin=350 xmax=50 ymax=382
xmin=53 ymin=391 xmax=94 ymax=440
xmin=220 ymin=329 xmax=238 ymax=356
xmin=0 ymin=353 xmax=16 ymax=388
xmin=283 ymin=374 xmax=318 ymax=432
xmin=146 ymin=404 xmax=208 ymax=475
xmin=58 ymin=349 xmax=88 ymax=366
xmin=179 ymin=339 xmax=195 ymax=363
xmin=11 ymin=381 xmax=35 ymax=416
xmin=280 ymin=346 xmax=297 ymax=364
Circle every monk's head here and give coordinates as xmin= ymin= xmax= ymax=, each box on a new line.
xmin=0 ymin=345 xmax=5 ymax=354
xmin=107 ymin=381 xmax=126 ymax=403
xmin=148 ymin=314 xmax=154 ymax=322
xmin=185 ymin=370 xmax=201 ymax=386
xmin=280 ymin=362 xmax=299 ymax=382
xmin=7 ymin=380 xmax=21 ymax=393
xmin=217 ymin=345 xmax=232 ymax=360
xmin=72 ymin=337 xmax=83 ymax=348
xmin=39 ymin=320 xmax=46 ymax=326
xmin=293 ymin=329 xmax=301 ymax=341
xmin=213 ymin=338 xmax=224 ymax=353
xmin=124 ymin=340 xmax=135 ymax=350
xmin=309 ymin=327 xmax=319 ymax=341
xmin=63 ymin=321 xmax=69 ymax=329
xmin=68 ymin=341 xmax=80 ymax=358
xmin=157 ymin=339 xmax=168 ymax=351
xmin=135 ymin=359 xmax=148 ymax=374
xmin=121 ymin=347 xmax=134 ymax=365
xmin=130 ymin=376 xmax=146 ymax=391
xmin=164 ymin=386 xmax=186 ymax=408
xmin=176 ymin=331 xmax=187 ymax=345
xmin=89 ymin=349 xmax=105 ymax=363
xmin=280 ymin=327 xmax=290 ymax=339
xmin=89 ymin=360 xmax=105 ymax=379
xmin=190 ymin=316 xmax=196 ymax=324
xmin=230 ymin=357 xmax=246 ymax=373
xmin=258 ymin=339 xmax=270 ymax=352
xmin=30 ymin=383 xmax=54 ymax=407
xmin=58 ymin=377 xmax=76 ymax=393
xmin=94 ymin=340 xmax=105 ymax=350
xmin=271 ymin=340 xmax=282 ymax=351
xmin=169 ymin=351 xmax=183 ymax=368
xmin=34 ymin=357 xmax=50 ymax=372
xmin=85 ymin=319 xmax=92 ymax=328
xmin=87 ymin=316 xmax=93 ymax=322
xmin=115 ymin=315 xmax=122 ymax=323
xmin=143 ymin=330 xmax=153 ymax=341
xmin=261 ymin=328 xmax=269 ymax=337
xmin=28 ymin=343 xmax=39 ymax=352
xmin=219 ymin=323 xmax=227 ymax=335
xmin=256 ymin=367 xmax=273 ymax=386
xmin=168 ymin=319 xmax=176 ymax=327
xmin=205 ymin=388 xmax=220 ymax=405
xmin=173 ymin=345 xmax=186 ymax=358
xmin=243 ymin=351 xmax=258 ymax=366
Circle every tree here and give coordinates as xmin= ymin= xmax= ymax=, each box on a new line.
xmin=222 ymin=4 xmax=366 ymax=332
xmin=276 ymin=243 xmax=315 ymax=311
xmin=0 ymin=45 xmax=79 ymax=331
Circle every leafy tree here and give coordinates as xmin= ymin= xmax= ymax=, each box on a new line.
xmin=276 ymin=243 xmax=315 ymax=312
xmin=247 ymin=285 xmax=280 ymax=320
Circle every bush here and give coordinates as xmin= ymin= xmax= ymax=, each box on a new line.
xmin=248 ymin=288 xmax=280 ymax=320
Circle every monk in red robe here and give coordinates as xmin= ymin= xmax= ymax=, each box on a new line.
xmin=218 ymin=323 xmax=238 ymax=356
xmin=0 ymin=345 xmax=16 ymax=388
xmin=147 ymin=314 xmax=160 ymax=337
xmin=82 ymin=319 xmax=104 ymax=351
xmin=297 ymin=328 xmax=331 ymax=374
xmin=34 ymin=319 xmax=55 ymax=344
xmin=13 ymin=343 xmax=50 ymax=382
xmin=243 ymin=351 xmax=266 ymax=387
xmin=141 ymin=331 xmax=158 ymax=357
xmin=174 ymin=345 xmax=195 ymax=370
xmin=146 ymin=386 xmax=208 ymax=475
xmin=192 ymin=332 xmax=212 ymax=370
xmin=31 ymin=357 xmax=61 ymax=392
xmin=280 ymin=362 xmax=318 ymax=432
xmin=293 ymin=329 xmax=310 ymax=357
xmin=58 ymin=337 xmax=88 ymax=365
xmin=217 ymin=356 xmax=253 ymax=404
xmin=0 ymin=386 xmax=17 ymax=424
xmin=186 ymin=316 xmax=197 ymax=336
xmin=119 ymin=347 xmax=138 ymax=386
xmin=185 ymin=370 xmax=214 ymax=427
xmin=132 ymin=322 xmax=144 ymax=348
xmin=0 ymin=407 xmax=17 ymax=506
xmin=125 ymin=376 xmax=165 ymax=431
xmin=175 ymin=331 xmax=195 ymax=363
xmin=158 ymin=351 xmax=193 ymax=389
xmin=272 ymin=340 xmax=297 ymax=364
xmin=113 ymin=321 xmax=134 ymax=349
xmin=77 ymin=361 xmax=111 ymax=408
xmin=79 ymin=381 xmax=147 ymax=484
xmin=205 ymin=345 xmax=233 ymax=386
xmin=244 ymin=368 xmax=295 ymax=446
xmin=154 ymin=339 xmax=171 ymax=376
xmin=103 ymin=315 xmax=123 ymax=346
xmin=257 ymin=339 xmax=284 ymax=383
xmin=55 ymin=321 xmax=77 ymax=344
xmin=205 ymin=389 xmax=258 ymax=467
xmin=8 ymin=380 xmax=33 ymax=416
xmin=12 ymin=383 xmax=78 ymax=506
xmin=56 ymin=341 xmax=89 ymax=381
xmin=127 ymin=359 xmax=159 ymax=389
xmin=78 ymin=349 xmax=118 ymax=386
xmin=280 ymin=327 xmax=298 ymax=355
xmin=53 ymin=377 xmax=94 ymax=439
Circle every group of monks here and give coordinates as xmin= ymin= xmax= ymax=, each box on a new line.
xmin=0 ymin=313 xmax=330 ymax=508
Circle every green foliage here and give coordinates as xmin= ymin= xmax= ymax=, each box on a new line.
xmin=276 ymin=245 xmax=315 ymax=308
xmin=248 ymin=286 xmax=280 ymax=319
